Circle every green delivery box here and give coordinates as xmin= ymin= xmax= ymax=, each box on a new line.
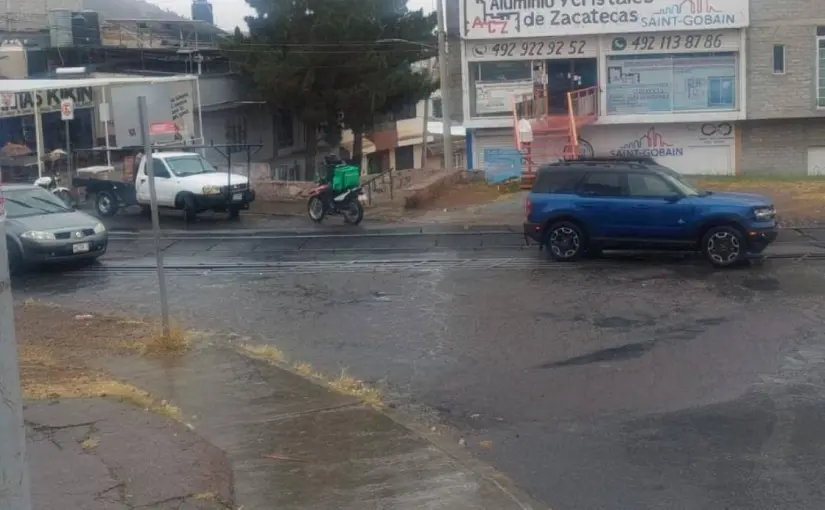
xmin=331 ymin=164 xmax=360 ymax=192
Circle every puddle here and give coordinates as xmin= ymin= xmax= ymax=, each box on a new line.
xmin=538 ymin=341 xmax=654 ymax=368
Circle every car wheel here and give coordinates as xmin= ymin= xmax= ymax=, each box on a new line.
xmin=182 ymin=195 xmax=197 ymax=223
xmin=702 ymin=226 xmax=746 ymax=268
xmin=95 ymin=191 xmax=118 ymax=217
xmin=545 ymin=221 xmax=586 ymax=262
xmin=6 ymin=240 xmax=24 ymax=276
xmin=228 ymin=205 xmax=242 ymax=220
xmin=140 ymin=205 xmax=152 ymax=217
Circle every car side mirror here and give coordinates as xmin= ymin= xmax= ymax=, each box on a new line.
xmin=665 ymin=194 xmax=681 ymax=203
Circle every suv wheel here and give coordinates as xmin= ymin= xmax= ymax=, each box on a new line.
xmin=545 ymin=221 xmax=586 ymax=262
xmin=702 ymin=226 xmax=745 ymax=268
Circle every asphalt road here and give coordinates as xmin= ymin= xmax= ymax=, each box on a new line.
xmin=13 ymin=234 xmax=825 ymax=509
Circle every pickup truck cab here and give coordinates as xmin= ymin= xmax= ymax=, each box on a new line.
xmin=135 ymin=151 xmax=255 ymax=222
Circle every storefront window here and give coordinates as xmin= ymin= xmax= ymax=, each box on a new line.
xmin=605 ymin=52 xmax=738 ymax=115
xmin=470 ymin=61 xmax=534 ymax=117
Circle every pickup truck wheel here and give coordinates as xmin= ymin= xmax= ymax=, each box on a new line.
xmin=95 ymin=191 xmax=118 ymax=217
xmin=181 ymin=195 xmax=197 ymax=223
xmin=702 ymin=226 xmax=746 ymax=268
xmin=545 ymin=221 xmax=586 ymax=262
xmin=228 ymin=205 xmax=242 ymax=220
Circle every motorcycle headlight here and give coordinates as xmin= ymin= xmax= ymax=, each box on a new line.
xmin=21 ymin=231 xmax=56 ymax=241
xmin=93 ymin=222 xmax=106 ymax=235
xmin=202 ymin=185 xmax=221 ymax=195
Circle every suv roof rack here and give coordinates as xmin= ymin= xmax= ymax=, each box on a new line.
xmin=562 ymin=156 xmax=657 ymax=164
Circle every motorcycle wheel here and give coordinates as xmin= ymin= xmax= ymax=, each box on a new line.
xmin=342 ymin=199 xmax=364 ymax=226
xmin=54 ymin=189 xmax=77 ymax=208
xmin=307 ymin=196 xmax=326 ymax=223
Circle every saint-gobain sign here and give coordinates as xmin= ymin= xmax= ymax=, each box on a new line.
xmin=0 ymin=87 xmax=94 ymax=119
xmin=463 ymin=0 xmax=749 ymax=39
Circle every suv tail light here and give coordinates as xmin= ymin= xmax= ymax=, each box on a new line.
xmin=525 ymin=198 xmax=532 ymax=217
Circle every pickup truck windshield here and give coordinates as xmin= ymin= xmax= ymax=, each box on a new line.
xmin=164 ymin=156 xmax=218 ymax=177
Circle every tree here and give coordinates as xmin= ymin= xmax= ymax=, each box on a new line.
xmin=225 ymin=0 xmax=437 ymax=177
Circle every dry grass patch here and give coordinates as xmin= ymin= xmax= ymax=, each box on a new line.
xmin=238 ymin=343 xmax=285 ymax=363
xmin=15 ymin=301 xmax=185 ymax=421
xmin=238 ymin=344 xmax=384 ymax=408
xmin=141 ymin=325 xmax=191 ymax=356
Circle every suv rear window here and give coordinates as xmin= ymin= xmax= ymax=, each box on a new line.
xmin=532 ymin=168 xmax=581 ymax=194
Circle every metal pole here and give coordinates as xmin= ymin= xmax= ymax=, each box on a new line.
xmin=102 ymin=87 xmax=112 ymax=167
xmin=194 ymin=77 xmax=205 ymax=157
xmin=64 ymin=120 xmax=71 ymax=176
xmin=137 ymin=96 xmax=171 ymax=337
xmin=0 ymin=199 xmax=33 ymax=510
xmin=420 ymin=60 xmax=432 ymax=169
xmin=33 ymin=98 xmax=44 ymax=179
xmin=436 ymin=0 xmax=453 ymax=171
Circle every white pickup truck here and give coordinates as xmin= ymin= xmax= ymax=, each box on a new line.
xmin=87 ymin=151 xmax=255 ymax=222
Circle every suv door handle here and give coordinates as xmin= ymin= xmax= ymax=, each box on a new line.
xmin=139 ymin=178 xmax=146 ymax=183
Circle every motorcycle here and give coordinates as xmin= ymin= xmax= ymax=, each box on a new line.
xmin=307 ymin=182 xmax=365 ymax=225
xmin=33 ymin=149 xmax=77 ymax=208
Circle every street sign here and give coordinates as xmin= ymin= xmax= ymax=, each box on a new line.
xmin=150 ymin=121 xmax=178 ymax=136
xmin=0 ymin=93 xmax=14 ymax=109
xmin=60 ymin=98 xmax=74 ymax=121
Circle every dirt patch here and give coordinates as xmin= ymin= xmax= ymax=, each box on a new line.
xmin=696 ymin=177 xmax=825 ymax=226
xmin=404 ymin=181 xmax=519 ymax=216
xmin=15 ymin=301 xmax=183 ymax=418
xmin=248 ymin=199 xmax=306 ymax=217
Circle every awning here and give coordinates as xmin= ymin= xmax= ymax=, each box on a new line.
xmin=0 ymin=75 xmax=197 ymax=93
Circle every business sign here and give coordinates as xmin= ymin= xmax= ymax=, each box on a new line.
xmin=110 ymin=81 xmax=196 ymax=146
xmin=483 ymin=147 xmax=524 ymax=182
xmin=476 ymin=80 xmax=534 ymax=114
xmin=463 ymin=0 xmax=749 ymax=39
xmin=0 ymin=87 xmax=94 ymax=119
xmin=604 ymin=29 xmax=739 ymax=54
xmin=578 ymin=122 xmax=735 ymax=174
xmin=150 ymin=121 xmax=179 ymax=136
xmin=467 ymin=36 xmax=598 ymax=61
xmin=60 ymin=98 xmax=74 ymax=121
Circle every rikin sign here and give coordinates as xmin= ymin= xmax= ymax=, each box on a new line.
xmin=0 ymin=87 xmax=95 ymax=119
xmin=463 ymin=0 xmax=749 ymax=39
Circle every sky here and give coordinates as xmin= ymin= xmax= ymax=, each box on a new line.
xmin=150 ymin=0 xmax=437 ymax=32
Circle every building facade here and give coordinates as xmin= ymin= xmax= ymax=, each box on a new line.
xmin=457 ymin=0 xmax=812 ymax=176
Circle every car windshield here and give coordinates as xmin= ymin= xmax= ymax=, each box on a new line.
xmin=654 ymin=165 xmax=702 ymax=196
xmin=165 ymin=156 xmax=218 ymax=177
xmin=2 ymin=188 xmax=72 ymax=218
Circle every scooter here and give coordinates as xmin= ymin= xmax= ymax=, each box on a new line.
xmin=307 ymin=183 xmax=365 ymax=225
xmin=33 ymin=149 xmax=77 ymax=208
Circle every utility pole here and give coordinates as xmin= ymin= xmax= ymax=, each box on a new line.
xmin=137 ymin=96 xmax=171 ymax=337
xmin=435 ymin=0 xmax=453 ymax=171
xmin=0 ymin=190 xmax=32 ymax=509
xmin=420 ymin=58 xmax=434 ymax=169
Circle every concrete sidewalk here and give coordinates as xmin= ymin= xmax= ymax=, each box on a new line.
xmin=90 ymin=343 xmax=543 ymax=510
xmin=27 ymin=398 xmax=232 ymax=510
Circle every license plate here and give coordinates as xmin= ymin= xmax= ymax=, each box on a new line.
xmin=232 ymin=193 xmax=243 ymax=201
xmin=73 ymin=242 xmax=90 ymax=254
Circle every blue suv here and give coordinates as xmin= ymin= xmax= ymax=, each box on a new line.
xmin=523 ymin=158 xmax=777 ymax=268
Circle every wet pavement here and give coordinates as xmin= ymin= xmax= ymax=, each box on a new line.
xmin=13 ymin=232 xmax=825 ymax=509
xmin=27 ymin=398 xmax=231 ymax=509
xmin=89 ymin=344 xmax=538 ymax=509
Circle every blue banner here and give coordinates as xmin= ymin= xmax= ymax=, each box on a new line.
xmin=483 ymin=148 xmax=523 ymax=183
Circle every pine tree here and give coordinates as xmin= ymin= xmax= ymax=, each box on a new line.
xmin=226 ymin=0 xmax=437 ymax=175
